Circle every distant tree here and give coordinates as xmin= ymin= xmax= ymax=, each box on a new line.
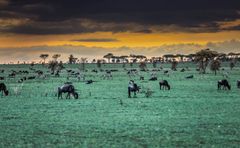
xmin=40 ymin=54 xmax=49 ymax=64
xmin=195 ymin=49 xmax=218 ymax=74
xmin=176 ymin=54 xmax=185 ymax=62
xmin=153 ymin=61 xmax=157 ymax=68
xmin=163 ymin=54 xmax=174 ymax=62
xmin=103 ymin=53 xmax=113 ymax=63
xmin=52 ymin=54 xmax=61 ymax=61
xmin=130 ymin=62 xmax=133 ymax=68
xmin=48 ymin=60 xmax=58 ymax=74
xmin=120 ymin=55 xmax=128 ymax=63
xmin=30 ymin=62 xmax=35 ymax=67
xmin=58 ymin=61 xmax=64 ymax=70
xmin=230 ymin=61 xmax=235 ymax=70
xmin=210 ymin=59 xmax=221 ymax=75
xmin=80 ymin=58 xmax=87 ymax=71
xmin=137 ymin=55 xmax=147 ymax=62
xmin=171 ymin=60 xmax=178 ymax=71
xmin=139 ymin=62 xmax=147 ymax=71
xmin=92 ymin=59 xmax=96 ymax=63
xmin=68 ymin=54 xmax=78 ymax=64
xmin=97 ymin=60 xmax=101 ymax=68
xmin=122 ymin=63 xmax=126 ymax=68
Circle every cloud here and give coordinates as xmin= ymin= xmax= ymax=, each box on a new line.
xmin=71 ymin=38 xmax=119 ymax=42
xmin=0 ymin=39 xmax=239 ymax=63
xmin=0 ymin=0 xmax=9 ymax=8
xmin=0 ymin=0 xmax=239 ymax=34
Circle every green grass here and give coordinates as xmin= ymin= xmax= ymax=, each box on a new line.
xmin=0 ymin=63 xmax=240 ymax=147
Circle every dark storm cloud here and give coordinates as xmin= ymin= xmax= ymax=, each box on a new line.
xmin=71 ymin=38 xmax=119 ymax=42
xmin=0 ymin=0 xmax=240 ymax=34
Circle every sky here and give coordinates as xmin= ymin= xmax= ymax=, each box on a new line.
xmin=0 ymin=0 xmax=240 ymax=63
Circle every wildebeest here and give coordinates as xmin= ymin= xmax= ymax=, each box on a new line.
xmin=128 ymin=80 xmax=140 ymax=98
xmin=86 ymin=80 xmax=95 ymax=84
xmin=0 ymin=83 xmax=9 ymax=96
xmin=0 ymin=77 xmax=4 ymax=80
xmin=8 ymin=73 xmax=16 ymax=78
xmin=58 ymin=84 xmax=78 ymax=99
xmin=164 ymin=70 xmax=170 ymax=77
xmin=237 ymin=80 xmax=240 ymax=89
xmin=92 ymin=69 xmax=98 ymax=73
xmin=28 ymin=76 xmax=36 ymax=80
xmin=186 ymin=75 xmax=194 ymax=79
xmin=218 ymin=79 xmax=231 ymax=90
xmin=55 ymin=71 xmax=60 ymax=77
xmin=127 ymin=69 xmax=138 ymax=78
xmin=159 ymin=80 xmax=170 ymax=90
xmin=164 ymin=70 xmax=169 ymax=74
xmin=102 ymin=71 xmax=112 ymax=80
xmin=140 ymin=76 xmax=144 ymax=80
xmin=180 ymin=68 xmax=185 ymax=72
xmin=149 ymin=77 xmax=157 ymax=81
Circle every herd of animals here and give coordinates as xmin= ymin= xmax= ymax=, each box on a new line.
xmin=0 ymin=66 xmax=240 ymax=99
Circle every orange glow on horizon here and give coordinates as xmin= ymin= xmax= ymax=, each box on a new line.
xmin=0 ymin=31 xmax=240 ymax=48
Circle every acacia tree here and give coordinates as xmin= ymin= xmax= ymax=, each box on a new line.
xmin=210 ymin=59 xmax=221 ymax=75
xmin=52 ymin=54 xmax=61 ymax=61
xmin=230 ymin=61 xmax=235 ymax=70
xmin=195 ymin=49 xmax=218 ymax=74
xmin=40 ymin=54 xmax=49 ymax=64
xmin=80 ymin=58 xmax=87 ymax=71
xmin=171 ymin=60 xmax=178 ymax=71
xmin=68 ymin=54 xmax=78 ymax=64
xmin=103 ymin=53 xmax=113 ymax=63
xmin=153 ymin=61 xmax=157 ymax=68
xmin=97 ymin=60 xmax=101 ymax=68
xmin=139 ymin=62 xmax=147 ymax=71
xmin=48 ymin=60 xmax=58 ymax=74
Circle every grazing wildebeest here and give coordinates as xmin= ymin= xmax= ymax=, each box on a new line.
xmin=55 ymin=71 xmax=60 ymax=77
xmin=58 ymin=83 xmax=78 ymax=99
xmin=0 ymin=83 xmax=9 ymax=96
xmin=0 ymin=77 xmax=4 ymax=80
xmin=222 ymin=72 xmax=229 ymax=78
xmin=180 ymin=68 xmax=185 ymax=72
xmin=149 ymin=77 xmax=157 ymax=81
xmin=86 ymin=80 xmax=95 ymax=84
xmin=58 ymin=84 xmax=78 ymax=99
xmin=164 ymin=70 xmax=169 ymax=74
xmin=92 ymin=69 xmax=98 ymax=73
xmin=186 ymin=75 xmax=194 ymax=79
xmin=28 ymin=76 xmax=36 ymax=80
xmin=8 ymin=73 xmax=16 ymax=78
xmin=67 ymin=70 xmax=72 ymax=73
xmin=127 ymin=69 xmax=138 ymax=78
xmin=102 ymin=71 xmax=112 ymax=80
xmin=163 ymin=70 xmax=170 ymax=77
xmin=159 ymin=80 xmax=170 ymax=90
xmin=218 ymin=79 xmax=231 ymax=90
xmin=18 ymin=78 xmax=24 ymax=83
xmin=128 ymin=80 xmax=140 ymax=98
xmin=237 ymin=80 xmax=240 ymax=89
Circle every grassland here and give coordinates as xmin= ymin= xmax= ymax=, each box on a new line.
xmin=0 ymin=63 xmax=240 ymax=147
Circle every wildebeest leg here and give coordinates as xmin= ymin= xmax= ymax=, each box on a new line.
xmin=58 ymin=92 xmax=60 ymax=99
xmin=160 ymin=84 xmax=162 ymax=90
xmin=128 ymin=87 xmax=131 ymax=98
